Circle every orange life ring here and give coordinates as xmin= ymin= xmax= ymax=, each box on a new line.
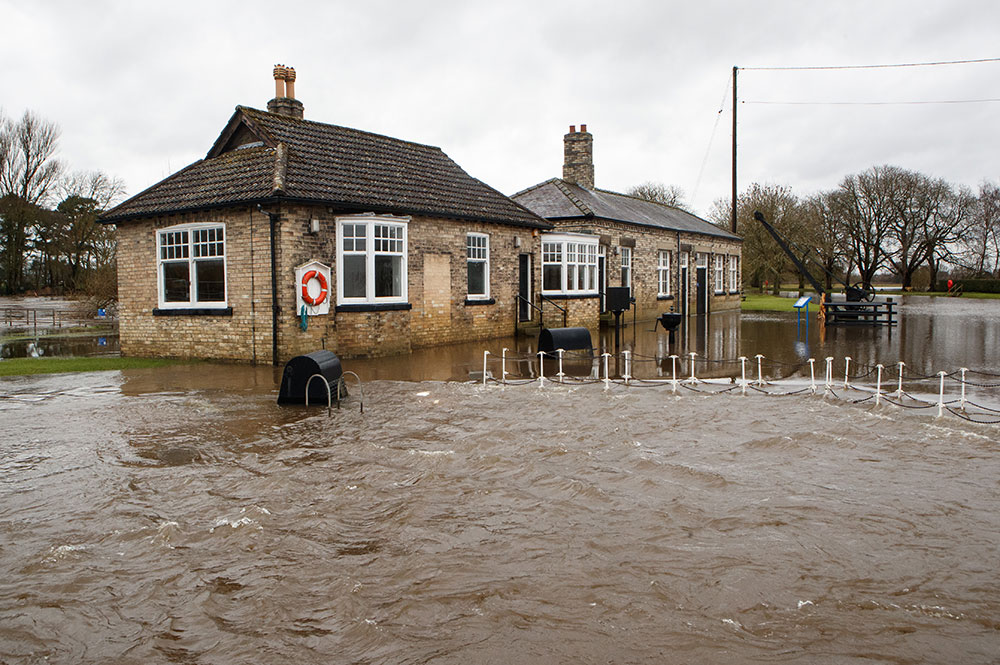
xmin=301 ymin=269 xmax=328 ymax=306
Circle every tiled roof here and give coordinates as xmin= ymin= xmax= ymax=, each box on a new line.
xmin=512 ymin=179 xmax=741 ymax=241
xmin=102 ymin=107 xmax=548 ymax=229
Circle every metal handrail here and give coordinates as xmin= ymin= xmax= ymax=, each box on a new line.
xmin=339 ymin=371 xmax=364 ymax=414
xmin=304 ymin=373 xmax=333 ymax=415
xmin=539 ymin=295 xmax=568 ymax=328
xmin=305 ymin=371 xmax=364 ymax=415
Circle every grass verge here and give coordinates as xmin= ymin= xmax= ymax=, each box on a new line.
xmin=0 ymin=357 xmax=192 ymax=377
xmin=740 ymin=294 xmax=813 ymax=313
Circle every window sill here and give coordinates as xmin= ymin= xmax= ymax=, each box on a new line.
xmin=541 ymin=293 xmax=600 ymax=300
xmin=335 ymin=303 xmax=412 ymax=313
xmin=153 ymin=307 xmax=233 ymax=316
xmin=657 ymin=295 xmax=675 ymax=301
xmin=465 ymin=298 xmax=495 ymax=306
xmin=714 ymin=291 xmax=725 ymax=295
xmin=728 ymin=290 xmax=740 ymax=295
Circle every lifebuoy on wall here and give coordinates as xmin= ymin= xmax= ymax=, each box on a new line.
xmin=301 ymin=269 xmax=328 ymax=306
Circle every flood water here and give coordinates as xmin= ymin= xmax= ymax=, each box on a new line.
xmin=1 ymin=297 xmax=999 ymax=663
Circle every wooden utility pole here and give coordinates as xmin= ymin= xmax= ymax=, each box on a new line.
xmin=731 ymin=65 xmax=738 ymax=235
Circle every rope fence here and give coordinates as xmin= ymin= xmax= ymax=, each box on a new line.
xmin=477 ymin=348 xmax=1000 ymax=426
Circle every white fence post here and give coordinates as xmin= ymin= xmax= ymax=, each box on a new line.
xmin=960 ymin=368 xmax=968 ymax=410
xmin=482 ymin=350 xmax=490 ymax=387
xmin=843 ymin=357 xmax=852 ymax=389
xmin=937 ymin=371 xmax=946 ymax=418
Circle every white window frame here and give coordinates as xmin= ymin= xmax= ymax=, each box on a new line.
xmin=541 ymin=233 xmax=599 ymax=296
xmin=466 ymin=233 xmax=490 ymax=300
xmin=657 ymin=250 xmax=672 ymax=297
xmin=155 ymin=222 xmax=228 ymax=309
xmin=336 ymin=215 xmax=409 ymax=305
xmin=729 ymin=255 xmax=740 ymax=293
xmin=620 ymin=246 xmax=632 ymax=289
xmin=714 ymin=254 xmax=725 ymax=294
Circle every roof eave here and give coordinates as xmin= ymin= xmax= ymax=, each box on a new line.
xmin=100 ymin=194 xmax=553 ymax=230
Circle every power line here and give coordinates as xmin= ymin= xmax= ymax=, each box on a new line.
xmin=744 ymin=98 xmax=1000 ymax=106
xmin=692 ymin=70 xmax=733 ymax=205
xmin=741 ymin=57 xmax=1000 ymax=72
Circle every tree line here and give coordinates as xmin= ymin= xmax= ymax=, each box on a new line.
xmin=0 ymin=110 xmax=124 ymax=299
xmin=633 ymin=167 xmax=999 ymax=294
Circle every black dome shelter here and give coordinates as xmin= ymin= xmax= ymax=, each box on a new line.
xmin=277 ymin=350 xmax=344 ymax=405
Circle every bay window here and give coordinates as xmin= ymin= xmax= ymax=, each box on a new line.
xmin=336 ymin=216 xmax=408 ymax=305
xmin=541 ymin=235 xmax=599 ymax=295
xmin=156 ymin=224 xmax=227 ymax=309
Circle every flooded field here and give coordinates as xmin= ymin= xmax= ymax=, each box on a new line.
xmin=1 ymin=296 xmax=999 ymax=663
xmin=1 ymin=296 xmax=116 ymax=359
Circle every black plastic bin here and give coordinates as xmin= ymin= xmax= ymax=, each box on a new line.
xmin=277 ymin=350 xmax=344 ymax=405
xmin=538 ymin=327 xmax=593 ymax=355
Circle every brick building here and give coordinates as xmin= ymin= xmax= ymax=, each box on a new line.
xmin=100 ymin=66 xmax=549 ymax=363
xmin=512 ymin=126 xmax=742 ymax=329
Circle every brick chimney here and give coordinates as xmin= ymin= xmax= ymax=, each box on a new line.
xmin=562 ymin=124 xmax=594 ymax=189
xmin=267 ymin=64 xmax=304 ymax=119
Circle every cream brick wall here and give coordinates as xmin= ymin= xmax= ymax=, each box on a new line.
xmin=116 ymin=203 xmax=541 ymax=363
xmin=549 ymin=220 xmax=742 ymax=321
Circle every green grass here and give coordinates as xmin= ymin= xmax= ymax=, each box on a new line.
xmin=740 ymin=294 xmax=814 ymax=313
xmin=0 ymin=356 xmax=193 ymax=377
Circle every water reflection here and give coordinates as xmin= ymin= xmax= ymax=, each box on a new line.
xmin=0 ymin=333 xmax=119 ymax=359
xmin=350 ymin=296 xmax=1000 ymax=383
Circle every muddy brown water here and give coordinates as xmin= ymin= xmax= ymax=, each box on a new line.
xmin=2 ymin=297 xmax=999 ymax=663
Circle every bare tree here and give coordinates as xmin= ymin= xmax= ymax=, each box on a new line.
xmin=711 ymin=183 xmax=800 ymax=293
xmin=626 ymin=181 xmax=691 ymax=211
xmin=801 ymin=191 xmax=849 ymax=292
xmin=828 ymin=165 xmax=897 ymax=290
xmin=0 ymin=111 xmax=63 ymax=293
xmin=923 ymin=184 xmax=975 ymax=289
xmin=958 ymin=180 xmax=1000 ymax=277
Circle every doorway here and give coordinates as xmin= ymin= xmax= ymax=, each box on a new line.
xmin=518 ymin=253 xmax=531 ymax=322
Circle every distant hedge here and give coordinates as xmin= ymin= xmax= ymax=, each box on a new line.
xmin=937 ymin=279 xmax=1000 ymax=293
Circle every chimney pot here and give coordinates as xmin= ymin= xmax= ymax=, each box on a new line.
xmin=273 ymin=64 xmax=287 ymax=98
xmin=581 ymin=123 xmax=587 ymax=133
xmin=268 ymin=64 xmax=304 ymax=119
xmin=569 ymin=125 xmax=576 ymax=133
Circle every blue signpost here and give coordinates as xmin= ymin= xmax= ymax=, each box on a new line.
xmin=794 ymin=296 xmax=812 ymax=338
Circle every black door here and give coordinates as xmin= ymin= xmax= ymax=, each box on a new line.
xmin=598 ymin=255 xmax=607 ymax=313
xmin=696 ymin=266 xmax=707 ymax=316
xmin=518 ymin=254 xmax=531 ymax=322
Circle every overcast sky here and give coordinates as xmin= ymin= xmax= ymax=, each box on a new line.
xmin=2 ymin=0 xmax=998 ymax=217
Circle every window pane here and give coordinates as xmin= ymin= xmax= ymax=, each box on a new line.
xmin=375 ymin=255 xmax=402 ymax=298
xmin=163 ymin=262 xmax=190 ymax=302
xmin=468 ymin=262 xmax=486 ymax=296
xmin=343 ymin=255 xmax=366 ymax=298
xmin=543 ymin=265 xmax=562 ymax=291
xmin=195 ymin=259 xmax=225 ymax=302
